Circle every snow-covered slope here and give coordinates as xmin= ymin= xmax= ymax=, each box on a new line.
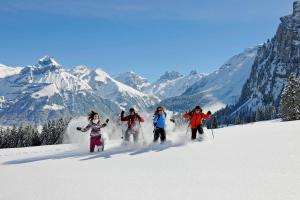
xmin=144 ymin=70 xmax=206 ymax=100
xmin=0 ymin=64 xmax=22 ymax=78
xmin=0 ymin=119 xmax=299 ymax=200
xmin=0 ymin=57 xmax=120 ymax=124
xmin=113 ymin=71 xmax=151 ymax=91
xmin=71 ymin=66 xmax=159 ymax=111
xmin=161 ymin=46 xmax=259 ymax=112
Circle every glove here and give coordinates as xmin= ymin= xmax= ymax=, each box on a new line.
xmin=106 ymin=118 xmax=109 ymax=123
xmin=207 ymin=111 xmax=212 ymax=115
xmin=76 ymin=127 xmax=82 ymax=131
xmin=153 ymin=123 xmax=157 ymax=127
xmin=121 ymin=110 xmax=125 ymax=116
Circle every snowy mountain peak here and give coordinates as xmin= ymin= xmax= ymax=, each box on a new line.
xmin=128 ymin=70 xmax=136 ymax=75
xmin=157 ymin=71 xmax=182 ymax=82
xmin=0 ymin=64 xmax=22 ymax=78
xmin=160 ymin=46 xmax=260 ymax=112
xmin=38 ymin=56 xmax=61 ymax=68
xmin=113 ymin=70 xmax=150 ymax=91
xmin=0 ymin=64 xmax=7 ymax=68
xmin=73 ymin=65 xmax=89 ymax=72
xmin=94 ymin=68 xmax=110 ymax=83
xmin=143 ymin=69 xmax=206 ymax=100
xmin=217 ymin=46 xmax=259 ymax=72
xmin=71 ymin=65 xmax=91 ymax=79
xmin=116 ymin=70 xmax=147 ymax=80
xmin=189 ymin=70 xmax=198 ymax=76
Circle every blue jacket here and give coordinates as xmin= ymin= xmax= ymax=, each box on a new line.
xmin=153 ymin=114 xmax=166 ymax=129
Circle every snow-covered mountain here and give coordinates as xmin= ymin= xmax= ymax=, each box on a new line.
xmin=70 ymin=66 xmax=159 ymax=111
xmin=113 ymin=71 xmax=151 ymax=91
xmin=0 ymin=64 xmax=22 ymax=78
xmin=228 ymin=1 xmax=300 ymax=115
xmin=144 ymin=70 xmax=206 ymax=100
xmin=0 ymin=56 xmax=121 ymax=125
xmin=160 ymin=46 xmax=260 ymax=112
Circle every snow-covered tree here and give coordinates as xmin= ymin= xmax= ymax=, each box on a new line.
xmin=0 ymin=118 xmax=70 ymax=149
xmin=40 ymin=118 xmax=70 ymax=145
xmin=280 ymin=74 xmax=300 ymax=121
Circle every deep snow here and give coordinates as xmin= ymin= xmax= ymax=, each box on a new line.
xmin=0 ymin=120 xmax=299 ymax=200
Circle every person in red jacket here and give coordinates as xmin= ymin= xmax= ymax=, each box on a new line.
xmin=120 ymin=108 xmax=144 ymax=143
xmin=184 ymin=106 xmax=211 ymax=140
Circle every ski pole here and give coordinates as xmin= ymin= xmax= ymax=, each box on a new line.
xmin=211 ymin=128 xmax=214 ymax=139
xmin=185 ymin=123 xmax=190 ymax=137
xmin=140 ymin=125 xmax=145 ymax=141
xmin=139 ymin=123 xmax=147 ymax=145
xmin=120 ymin=120 xmax=125 ymax=139
xmin=121 ymin=126 xmax=125 ymax=139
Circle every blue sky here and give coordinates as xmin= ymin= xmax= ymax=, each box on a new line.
xmin=0 ymin=0 xmax=294 ymax=81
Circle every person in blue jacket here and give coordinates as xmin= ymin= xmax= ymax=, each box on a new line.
xmin=153 ymin=106 xmax=167 ymax=143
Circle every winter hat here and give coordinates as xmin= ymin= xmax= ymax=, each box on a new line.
xmin=195 ymin=106 xmax=202 ymax=112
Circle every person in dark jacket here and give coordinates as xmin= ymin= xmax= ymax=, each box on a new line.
xmin=120 ymin=108 xmax=144 ymax=143
xmin=184 ymin=106 xmax=211 ymax=140
xmin=153 ymin=106 xmax=167 ymax=143
xmin=77 ymin=111 xmax=109 ymax=152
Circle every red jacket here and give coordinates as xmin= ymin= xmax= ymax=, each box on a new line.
xmin=121 ymin=113 xmax=144 ymax=128
xmin=184 ymin=112 xmax=211 ymax=129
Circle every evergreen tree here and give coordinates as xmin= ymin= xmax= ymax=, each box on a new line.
xmin=280 ymin=74 xmax=300 ymax=121
xmin=31 ymin=128 xmax=41 ymax=146
xmin=9 ymin=125 xmax=18 ymax=148
xmin=40 ymin=118 xmax=70 ymax=145
xmin=40 ymin=121 xmax=51 ymax=145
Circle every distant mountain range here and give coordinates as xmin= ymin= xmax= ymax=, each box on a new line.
xmin=0 ymin=48 xmax=256 ymax=125
xmin=159 ymin=46 xmax=259 ymax=112
xmin=1 ymin=2 xmax=299 ymax=125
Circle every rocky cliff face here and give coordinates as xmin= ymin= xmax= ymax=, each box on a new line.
xmin=234 ymin=1 xmax=300 ymax=112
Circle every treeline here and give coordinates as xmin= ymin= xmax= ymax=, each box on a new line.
xmin=215 ymin=105 xmax=277 ymax=126
xmin=215 ymin=74 xmax=300 ymax=125
xmin=0 ymin=118 xmax=70 ymax=149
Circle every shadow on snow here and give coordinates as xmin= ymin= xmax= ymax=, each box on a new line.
xmin=2 ymin=141 xmax=186 ymax=165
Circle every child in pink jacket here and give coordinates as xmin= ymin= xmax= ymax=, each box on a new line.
xmin=77 ymin=111 xmax=109 ymax=152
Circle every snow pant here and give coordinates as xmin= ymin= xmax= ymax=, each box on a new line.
xmin=191 ymin=125 xmax=203 ymax=140
xmin=154 ymin=128 xmax=166 ymax=143
xmin=90 ymin=135 xmax=103 ymax=152
xmin=124 ymin=128 xmax=139 ymax=143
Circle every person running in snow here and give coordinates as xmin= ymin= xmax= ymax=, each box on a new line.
xmin=76 ymin=111 xmax=109 ymax=152
xmin=207 ymin=116 xmax=218 ymax=129
xmin=153 ymin=106 xmax=167 ymax=143
xmin=120 ymin=108 xmax=144 ymax=143
xmin=184 ymin=106 xmax=211 ymax=140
